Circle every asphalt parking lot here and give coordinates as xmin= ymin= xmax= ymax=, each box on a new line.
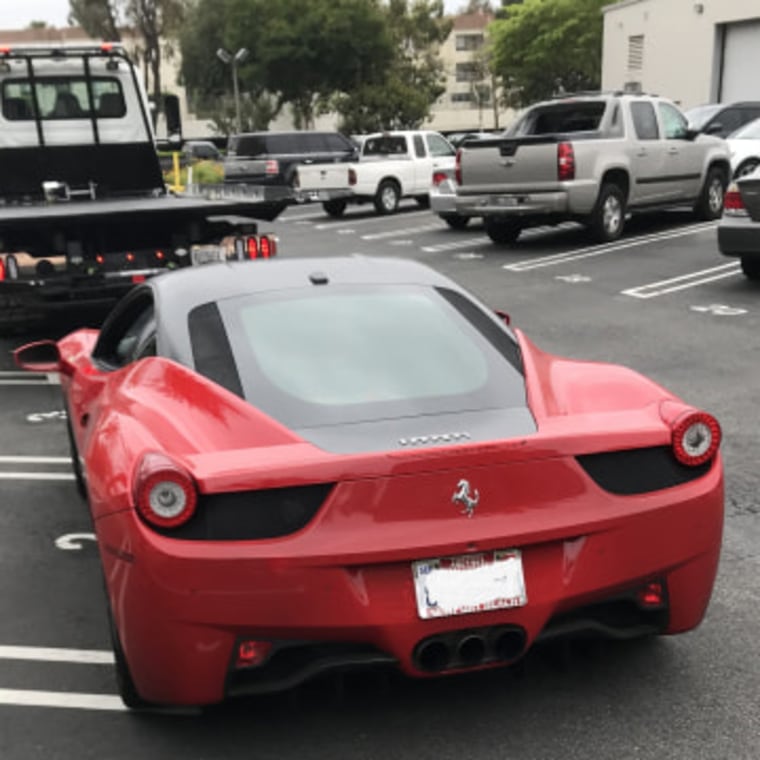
xmin=0 ymin=203 xmax=758 ymax=759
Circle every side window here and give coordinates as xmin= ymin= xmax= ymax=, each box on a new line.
xmin=712 ymin=108 xmax=743 ymax=136
xmin=92 ymin=291 xmax=156 ymax=370
xmin=658 ymin=102 xmax=689 ymax=139
xmin=426 ymin=133 xmax=456 ymax=157
xmin=630 ymin=101 xmax=660 ymax=140
xmin=325 ymin=133 xmax=354 ymax=152
xmin=413 ymin=135 xmax=425 ymax=157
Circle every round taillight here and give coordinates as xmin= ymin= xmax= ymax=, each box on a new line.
xmin=134 ymin=452 xmax=197 ymax=529
xmin=671 ymin=411 xmax=721 ymax=467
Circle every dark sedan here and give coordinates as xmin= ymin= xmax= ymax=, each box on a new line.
xmin=717 ymin=166 xmax=760 ymax=279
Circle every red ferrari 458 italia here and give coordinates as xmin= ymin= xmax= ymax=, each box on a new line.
xmin=15 ymin=256 xmax=723 ymax=708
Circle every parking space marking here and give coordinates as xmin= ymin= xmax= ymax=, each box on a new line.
xmin=0 ymin=371 xmax=58 ymax=387
xmin=502 ymin=222 xmax=717 ymax=272
xmin=622 ymin=262 xmax=741 ymax=299
xmin=0 ymin=473 xmax=74 ymax=480
xmin=0 ymin=646 xmax=113 ymax=665
xmin=0 ymin=456 xmax=70 ymax=464
xmin=313 ymin=209 xmax=429 ymax=231
xmin=0 ymin=688 xmax=125 ymax=712
xmin=422 ymin=236 xmax=488 ymax=253
xmin=362 ymin=223 xmax=442 ymax=240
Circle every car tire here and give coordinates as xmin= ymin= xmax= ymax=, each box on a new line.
xmin=484 ymin=217 xmax=522 ymax=244
xmin=588 ymin=183 xmax=626 ymax=243
xmin=374 ymin=180 xmax=400 ymax=215
xmin=322 ymin=199 xmax=347 ymax=218
xmin=107 ymin=601 xmax=152 ymax=709
xmin=740 ymin=256 xmax=760 ymax=280
xmin=695 ymin=166 xmax=727 ymax=221
xmin=734 ymin=159 xmax=760 ymax=180
xmin=441 ymin=213 xmax=471 ymax=230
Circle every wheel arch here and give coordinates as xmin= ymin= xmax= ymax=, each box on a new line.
xmin=599 ymin=168 xmax=631 ymax=203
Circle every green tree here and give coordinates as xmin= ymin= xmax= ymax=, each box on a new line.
xmin=489 ymin=0 xmax=606 ymax=105
xmin=334 ymin=0 xmax=452 ymax=133
xmin=68 ymin=0 xmax=121 ymax=40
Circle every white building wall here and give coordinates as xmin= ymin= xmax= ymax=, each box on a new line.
xmin=602 ymin=0 xmax=760 ymax=109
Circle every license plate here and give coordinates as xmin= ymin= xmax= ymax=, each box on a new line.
xmin=191 ymin=246 xmax=227 ymax=266
xmin=412 ymin=550 xmax=527 ymax=619
xmin=492 ymin=195 xmax=518 ymax=207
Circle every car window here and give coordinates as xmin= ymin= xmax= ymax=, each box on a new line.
xmin=324 ymin=133 xmax=355 ymax=152
xmin=413 ymin=135 xmax=426 ymax=157
xmin=730 ymin=118 xmax=760 ymax=140
xmin=710 ymin=108 xmax=743 ymax=136
xmin=658 ymin=102 xmax=689 ymax=139
xmin=630 ymin=101 xmax=660 ymax=140
xmin=209 ymin=284 xmax=527 ymax=431
xmin=513 ymin=102 xmax=606 ymax=136
xmin=426 ymin=133 xmax=455 ymax=157
xmin=93 ymin=290 xmax=156 ymax=370
xmin=363 ymin=136 xmax=408 ymax=156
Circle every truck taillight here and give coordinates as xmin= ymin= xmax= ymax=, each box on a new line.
xmin=557 ymin=142 xmax=575 ymax=181
xmin=246 ymin=235 xmax=278 ymax=259
xmin=0 ymin=258 xmax=5 ymax=282
xmin=455 ymin=149 xmax=462 ymax=185
xmin=265 ymin=160 xmax=279 ymax=175
xmin=432 ymin=171 xmax=448 ymax=186
xmin=723 ymin=183 xmax=748 ymax=217
xmin=247 ymin=236 xmax=258 ymax=259
xmin=349 ymin=168 xmax=357 ymax=186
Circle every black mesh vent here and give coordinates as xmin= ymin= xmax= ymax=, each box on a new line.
xmin=576 ymin=446 xmax=712 ymax=495
xmin=159 ymin=483 xmax=334 ymax=540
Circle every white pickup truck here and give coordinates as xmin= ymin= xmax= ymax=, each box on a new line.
xmin=321 ymin=130 xmax=456 ymax=216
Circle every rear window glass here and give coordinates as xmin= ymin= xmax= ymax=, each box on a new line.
xmin=363 ymin=135 xmax=408 ymax=156
xmin=514 ymin=102 xmax=606 ymax=135
xmin=2 ymin=76 xmax=125 ymax=120
xmin=199 ymin=285 xmax=527 ymax=429
xmin=227 ymin=132 xmax=354 ymax=156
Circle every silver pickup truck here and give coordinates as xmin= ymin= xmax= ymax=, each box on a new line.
xmin=454 ymin=93 xmax=731 ymax=244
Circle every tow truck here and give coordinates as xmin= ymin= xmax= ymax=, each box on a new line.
xmin=0 ymin=43 xmax=284 ymax=332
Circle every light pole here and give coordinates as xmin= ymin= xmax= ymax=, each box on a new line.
xmin=216 ymin=47 xmax=249 ymax=133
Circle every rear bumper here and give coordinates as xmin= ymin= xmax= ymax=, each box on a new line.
xmin=430 ymin=180 xmax=461 ymax=216
xmin=455 ymin=181 xmax=598 ymax=218
xmin=97 ymin=460 xmax=723 ymax=706
xmin=717 ymin=215 xmax=760 ymax=257
xmin=293 ymin=188 xmax=354 ymax=204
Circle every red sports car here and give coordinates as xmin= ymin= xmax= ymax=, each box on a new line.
xmin=15 ymin=257 xmax=723 ymax=708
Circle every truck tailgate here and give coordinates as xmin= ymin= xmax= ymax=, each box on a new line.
xmin=458 ymin=135 xmax=563 ymax=193
xmin=294 ymin=163 xmax=350 ymax=192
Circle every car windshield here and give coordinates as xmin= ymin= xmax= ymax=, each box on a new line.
xmin=684 ymin=104 xmax=722 ymax=130
xmin=203 ymin=284 xmax=528 ymax=429
xmin=728 ymin=118 xmax=760 ymax=140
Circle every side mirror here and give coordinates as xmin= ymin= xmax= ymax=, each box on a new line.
xmin=494 ymin=309 xmax=511 ymax=327
xmin=705 ymin=122 xmax=724 ymax=136
xmin=13 ymin=340 xmax=64 ymax=374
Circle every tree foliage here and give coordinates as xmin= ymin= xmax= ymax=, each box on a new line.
xmin=68 ymin=0 xmax=122 ymax=40
xmin=489 ymin=0 xmax=606 ymax=106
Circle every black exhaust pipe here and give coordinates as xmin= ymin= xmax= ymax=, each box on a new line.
xmin=457 ymin=635 xmax=487 ymax=666
xmin=415 ymin=639 xmax=451 ymax=672
xmin=492 ymin=628 xmax=526 ymax=661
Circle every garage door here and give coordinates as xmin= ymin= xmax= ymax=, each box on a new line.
xmin=721 ymin=20 xmax=760 ymax=101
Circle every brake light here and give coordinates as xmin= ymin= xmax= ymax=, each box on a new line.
xmin=432 ymin=171 xmax=448 ymax=186
xmin=349 ymin=168 xmax=357 ymax=186
xmin=671 ymin=411 xmax=721 ymax=467
xmin=133 ymin=452 xmax=197 ymax=529
xmin=0 ymin=258 xmax=5 ymax=282
xmin=723 ymin=183 xmax=747 ymax=216
xmin=265 ymin=160 xmax=279 ymax=175
xmin=247 ymin=236 xmax=258 ymax=259
xmin=235 ymin=640 xmax=273 ymax=669
xmin=636 ymin=580 xmax=666 ymax=608
xmin=125 ymin=252 xmax=135 ymax=263
xmin=100 ymin=43 xmax=114 ymax=53
xmin=455 ymin=149 xmax=462 ymax=185
xmin=155 ymin=250 xmax=165 ymax=260
xmin=259 ymin=234 xmax=278 ymax=258
xmin=557 ymin=142 xmax=575 ymax=181
xmin=96 ymin=254 xmax=105 ymax=265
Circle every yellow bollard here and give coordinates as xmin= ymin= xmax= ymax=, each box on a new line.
xmin=171 ymin=151 xmax=184 ymax=192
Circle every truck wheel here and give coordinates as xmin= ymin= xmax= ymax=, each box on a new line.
xmin=485 ymin=217 xmax=522 ymax=244
xmin=374 ymin=180 xmax=400 ymax=215
xmin=695 ymin=167 xmax=727 ymax=221
xmin=441 ymin=213 xmax=470 ymax=230
xmin=740 ymin=256 xmax=760 ymax=280
xmin=323 ymin=199 xmax=347 ymax=218
xmin=588 ymin=183 xmax=626 ymax=242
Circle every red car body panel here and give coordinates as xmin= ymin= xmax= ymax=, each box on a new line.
xmin=44 ymin=324 xmax=723 ymax=706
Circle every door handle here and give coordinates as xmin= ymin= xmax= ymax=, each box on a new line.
xmin=636 ymin=149 xmax=647 ymax=157
xmin=667 ymin=147 xmax=679 ymax=155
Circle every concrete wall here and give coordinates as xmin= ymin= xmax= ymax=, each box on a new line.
xmin=602 ymin=0 xmax=760 ymax=108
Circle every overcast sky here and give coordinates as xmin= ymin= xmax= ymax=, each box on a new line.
xmin=0 ymin=0 xmax=469 ymax=31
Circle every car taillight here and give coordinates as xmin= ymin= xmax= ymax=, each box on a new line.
xmin=247 ymin=236 xmax=258 ymax=259
xmin=557 ymin=142 xmax=575 ymax=181
xmin=259 ymin=234 xmax=277 ymax=258
xmin=235 ymin=639 xmax=273 ymax=669
xmin=432 ymin=171 xmax=448 ymax=186
xmin=671 ymin=411 xmax=721 ymax=467
xmin=0 ymin=258 xmax=5 ymax=282
xmin=455 ymin=149 xmax=462 ymax=185
xmin=134 ymin=452 xmax=198 ymax=529
xmin=723 ymin=182 xmax=748 ymax=216
xmin=265 ymin=159 xmax=279 ymax=175
xmin=349 ymin=168 xmax=357 ymax=186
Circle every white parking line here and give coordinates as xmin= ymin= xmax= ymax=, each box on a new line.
xmin=313 ymin=209 xmax=430 ymax=231
xmin=422 ymin=236 xmax=489 ymax=253
xmin=503 ymin=222 xmax=718 ymax=272
xmin=0 ymin=688 xmax=125 ymax=712
xmin=362 ymin=223 xmax=442 ymax=240
xmin=0 ymin=473 xmax=74 ymax=480
xmin=0 ymin=456 xmax=70 ymax=464
xmin=622 ymin=262 xmax=742 ymax=298
xmin=0 ymin=645 xmax=113 ymax=664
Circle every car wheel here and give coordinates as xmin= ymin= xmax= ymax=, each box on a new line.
xmin=107 ymin=602 xmax=152 ymax=709
xmin=484 ymin=217 xmax=522 ymax=244
xmin=740 ymin=256 xmax=760 ymax=280
xmin=588 ymin=183 xmax=626 ymax=242
xmin=374 ymin=180 xmax=400 ymax=215
xmin=734 ymin=159 xmax=760 ymax=179
xmin=415 ymin=195 xmax=430 ymax=209
xmin=695 ymin=166 xmax=727 ymax=220
xmin=441 ymin=213 xmax=471 ymax=230
xmin=322 ymin=199 xmax=347 ymax=218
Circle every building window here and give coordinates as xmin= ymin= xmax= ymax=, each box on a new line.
xmin=456 ymin=62 xmax=479 ymax=82
xmin=451 ymin=92 xmax=473 ymax=103
xmin=628 ymin=35 xmax=644 ymax=72
xmin=456 ymin=33 xmax=484 ymax=51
